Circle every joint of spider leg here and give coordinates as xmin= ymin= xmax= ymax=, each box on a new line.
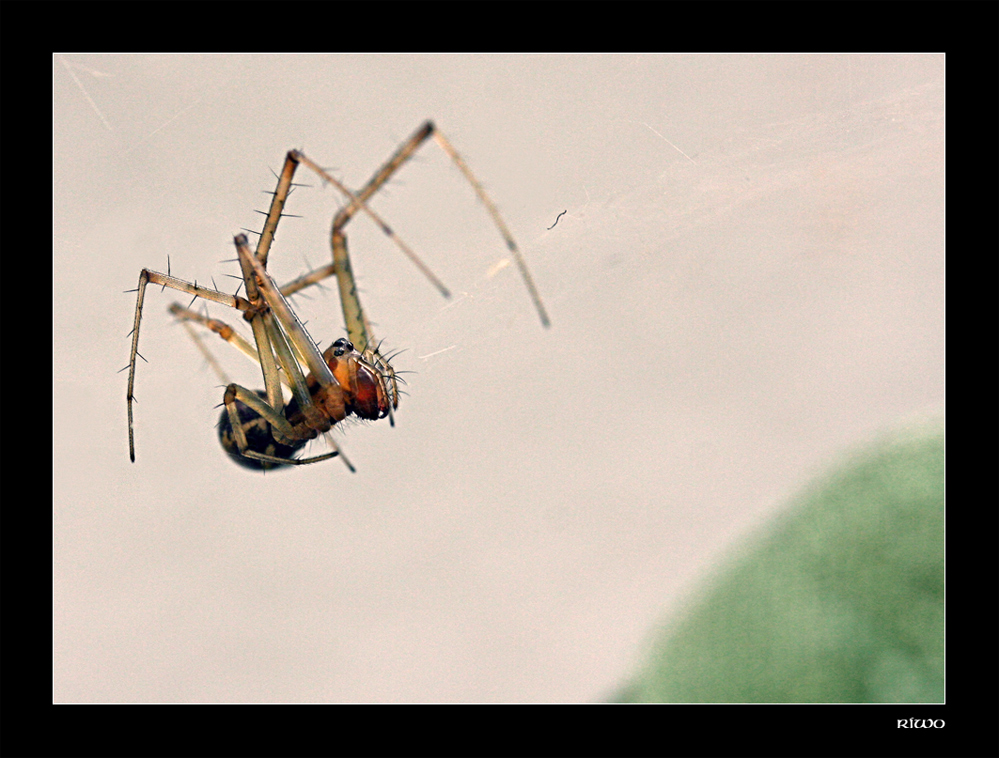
xmin=241 ymin=300 xmax=270 ymax=325
xmin=417 ymin=120 xmax=436 ymax=139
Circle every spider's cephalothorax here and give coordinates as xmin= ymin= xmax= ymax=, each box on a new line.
xmin=126 ymin=121 xmax=548 ymax=472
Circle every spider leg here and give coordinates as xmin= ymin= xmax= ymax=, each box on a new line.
xmin=318 ymin=121 xmax=550 ymax=327
xmin=174 ymin=308 xmax=235 ymax=387
xmin=169 ymin=303 xmax=262 ymax=381
xmin=224 ymin=383 xmax=300 ymax=447
xmin=171 ymin=302 xmax=319 ymax=404
xmin=253 ymin=151 xmax=299 ymax=270
xmin=293 ymin=150 xmax=451 ymax=299
xmin=235 ymin=235 xmax=336 ymax=389
xmin=237 ymin=158 xmax=352 ymax=450
xmin=127 ymin=269 xmax=250 ymax=462
xmin=245 ymin=162 xmax=364 ymax=471
xmin=429 ymin=126 xmax=550 ymax=328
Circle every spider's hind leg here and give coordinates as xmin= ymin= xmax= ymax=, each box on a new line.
xmin=218 ymin=389 xmax=305 ymax=471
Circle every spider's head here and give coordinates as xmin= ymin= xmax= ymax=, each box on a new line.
xmin=324 ymin=338 xmax=395 ymax=422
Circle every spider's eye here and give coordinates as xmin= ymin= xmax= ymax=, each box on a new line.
xmin=332 ymin=337 xmax=353 ymax=357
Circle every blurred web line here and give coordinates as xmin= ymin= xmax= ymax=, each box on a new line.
xmin=57 ymin=55 xmax=113 ymax=132
xmin=620 ymin=119 xmax=697 ymax=164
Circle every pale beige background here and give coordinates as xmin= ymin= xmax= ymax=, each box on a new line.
xmin=54 ymin=54 xmax=944 ymax=702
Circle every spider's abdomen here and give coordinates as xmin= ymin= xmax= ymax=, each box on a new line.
xmin=218 ymin=390 xmax=306 ymax=471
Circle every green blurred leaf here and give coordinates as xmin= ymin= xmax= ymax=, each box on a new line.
xmin=623 ymin=422 xmax=944 ymax=703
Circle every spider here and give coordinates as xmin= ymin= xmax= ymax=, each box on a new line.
xmin=126 ymin=121 xmax=550 ymax=471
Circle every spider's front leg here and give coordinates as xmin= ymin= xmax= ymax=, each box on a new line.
xmin=126 ymin=268 xmax=250 ymax=463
